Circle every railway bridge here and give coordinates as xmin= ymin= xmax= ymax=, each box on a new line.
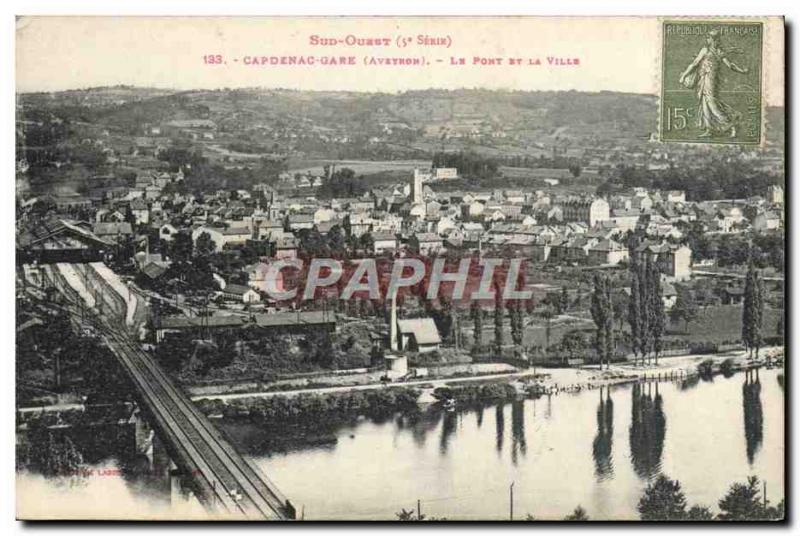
xmin=35 ymin=261 xmax=295 ymax=520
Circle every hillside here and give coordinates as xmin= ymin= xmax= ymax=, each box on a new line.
xmin=15 ymin=87 xmax=785 ymax=197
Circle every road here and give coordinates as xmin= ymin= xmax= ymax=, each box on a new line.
xmin=17 ymin=402 xmax=86 ymax=414
xmin=693 ymin=269 xmax=784 ymax=282
xmin=191 ymin=369 xmax=542 ymax=402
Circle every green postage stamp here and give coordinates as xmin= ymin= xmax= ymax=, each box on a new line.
xmin=660 ymin=20 xmax=764 ymax=145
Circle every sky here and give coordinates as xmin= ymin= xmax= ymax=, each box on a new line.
xmin=15 ymin=16 xmax=784 ymax=106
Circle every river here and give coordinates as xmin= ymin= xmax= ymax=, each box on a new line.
xmin=230 ymin=368 xmax=784 ymax=520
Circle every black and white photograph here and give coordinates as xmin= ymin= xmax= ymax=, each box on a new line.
xmin=11 ymin=14 xmax=787 ymax=523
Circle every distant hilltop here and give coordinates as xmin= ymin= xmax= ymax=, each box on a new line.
xmin=16 ymin=88 xmax=660 ymax=142
xmin=16 ymin=87 xmax=784 ymax=148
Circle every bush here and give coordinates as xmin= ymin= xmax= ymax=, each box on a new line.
xmin=433 ymin=387 xmax=454 ymax=400
xmin=432 ymin=382 xmax=517 ymax=402
xmin=637 ymin=475 xmax=687 ymax=520
xmin=697 ymin=359 xmax=714 ymax=379
xmin=260 ymin=372 xmax=278 ymax=383
xmin=720 ymin=358 xmax=736 ymax=377
xmin=210 ymin=387 xmax=421 ymax=424
xmin=689 ymin=341 xmax=719 ymax=355
xmin=718 ymin=476 xmax=782 ymax=520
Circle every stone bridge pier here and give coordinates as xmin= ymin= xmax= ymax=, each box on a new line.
xmin=135 ymin=409 xmax=193 ymax=507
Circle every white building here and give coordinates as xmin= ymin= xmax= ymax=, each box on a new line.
xmin=767 ymin=185 xmax=784 ymax=205
xmin=313 ymin=207 xmax=337 ymax=225
xmin=372 ymin=231 xmax=398 ymax=254
xmin=636 ymin=243 xmax=693 ymax=281
xmin=587 ymin=239 xmax=629 ymax=266
xmin=434 ymin=167 xmax=458 ymax=180
xmin=130 ymin=198 xmax=149 ymax=225
xmin=221 ymin=283 xmax=261 ymax=303
xmin=413 ymin=233 xmax=443 ymax=255
xmin=665 ymin=190 xmax=687 ymax=203
xmin=396 ymin=318 xmax=441 ymax=353
xmin=561 ymin=197 xmax=610 ymax=227
xmin=754 ymin=211 xmax=781 ymax=231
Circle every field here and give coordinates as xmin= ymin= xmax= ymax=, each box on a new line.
xmin=462 ymin=304 xmax=783 ymax=352
xmin=462 ymin=312 xmax=595 ymax=349
xmin=663 ymin=304 xmax=782 ymax=344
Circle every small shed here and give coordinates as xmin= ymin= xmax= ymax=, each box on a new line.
xmin=384 ymin=353 xmax=409 ymax=379
xmin=396 ymin=318 xmax=441 ymax=353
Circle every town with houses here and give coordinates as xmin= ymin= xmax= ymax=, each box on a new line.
xmin=15 ymin=87 xmax=786 ymax=521
xmin=18 ymin=154 xmax=783 ymax=313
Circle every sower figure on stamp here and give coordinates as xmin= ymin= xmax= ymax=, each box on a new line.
xmin=678 ymin=29 xmax=749 ymax=138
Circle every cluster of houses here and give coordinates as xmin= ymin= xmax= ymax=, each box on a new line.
xmin=21 ymin=164 xmax=785 ymax=304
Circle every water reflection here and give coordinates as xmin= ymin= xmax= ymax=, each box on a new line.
xmin=510 ymin=401 xmax=527 ymax=465
xmin=439 ymin=411 xmax=458 ymax=454
xmin=475 ymin=405 xmax=484 ymax=428
xmin=742 ymin=370 xmax=763 ymax=465
xmin=495 ymin=404 xmax=505 ymax=454
xmin=629 ymin=382 xmax=666 ymax=480
xmin=592 ymin=387 xmax=614 ymax=481
xmin=399 ymin=409 xmax=442 ymax=448
xmin=678 ymin=374 xmax=700 ymax=391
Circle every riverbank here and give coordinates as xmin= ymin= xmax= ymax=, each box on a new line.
xmin=189 ymin=346 xmax=782 ymax=407
xmin=539 ymin=346 xmax=782 ymax=393
xmin=184 ymin=362 xmax=516 ymax=398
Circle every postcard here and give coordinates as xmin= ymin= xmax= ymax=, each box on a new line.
xmin=15 ymin=16 xmax=785 ymax=521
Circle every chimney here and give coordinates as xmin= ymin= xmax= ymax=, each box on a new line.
xmin=412 ymin=168 xmax=424 ymax=205
xmin=390 ymin=288 xmax=398 ymax=351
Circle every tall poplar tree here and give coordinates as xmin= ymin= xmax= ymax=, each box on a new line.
xmin=471 ymin=300 xmax=483 ymax=349
xmin=754 ymin=273 xmax=764 ymax=358
xmin=638 ymin=257 xmax=652 ymax=366
xmin=742 ymin=259 xmax=765 ymax=359
xmin=604 ymin=279 xmax=615 ymax=369
xmin=591 ymin=273 xmax=615 ymax=369
xmin=591 ymin=273 xmax=607 ymax=368
xmin=494 ymin=282 xmax=505 ymax=353
xmin=649 ymin=261 xmax=665 ymax=365
xmin=509 ymin=301 xmax=524 ymax=346
xmin=629 ymin=263 xmax=642 ymax=363
xmin=627 ymin=233 xmax=643 ymax=365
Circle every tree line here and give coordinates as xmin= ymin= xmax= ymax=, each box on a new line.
xmin=637 ymin=474 xmax=782 ymax=521
xmin=395 ymin=473 xmax=783 ymax=521
xmin=600 ymin=161 xmax=782 ymax=202
xmin=431 ymin=151 xmax=499 ymax=179
xmin=316 ymin=167 xmax=369 ymax=199
xmin=626 ymin=236 xmax=666 ymax=367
